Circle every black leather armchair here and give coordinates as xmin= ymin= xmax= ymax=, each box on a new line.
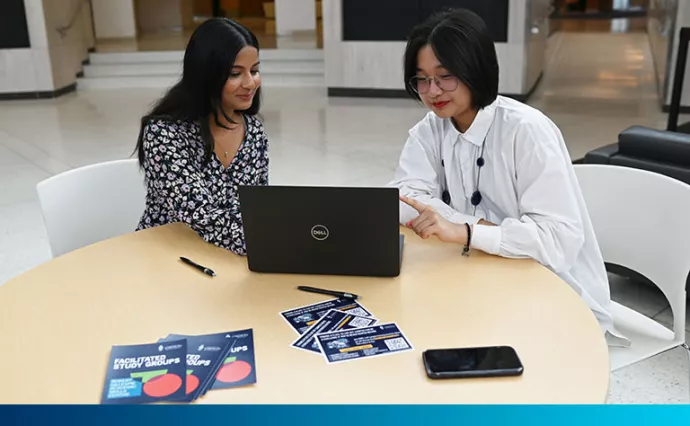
xmin=584 ymin=125 xmax=690 ymax=185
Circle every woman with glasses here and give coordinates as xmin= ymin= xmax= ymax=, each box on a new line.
xmin=134 ymin=18 xmax=268 ymax=255
xmin=389 ymin=9 xmax=626 ymax=345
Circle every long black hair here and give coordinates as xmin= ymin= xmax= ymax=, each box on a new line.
xmin=404 ymin=9 xmax=498 ymax=109
xmin=135 ymin=18 xmax=261 ymax=166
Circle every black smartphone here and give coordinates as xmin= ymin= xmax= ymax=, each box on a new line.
xmin=422 ymin=346 xmax=524 ymax=379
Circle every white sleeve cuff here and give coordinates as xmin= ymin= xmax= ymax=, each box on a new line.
xmin=471 ymin=225 xmax=502 ymax=255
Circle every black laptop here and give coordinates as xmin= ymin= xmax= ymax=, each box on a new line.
xmin=238 ymin=186 xmax=404 ymax=277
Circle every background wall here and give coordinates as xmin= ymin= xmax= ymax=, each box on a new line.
xmin=43 ymin=0 xmax=95 ymax=90
xmin=92 ymin=0 xmax=137 ymax=39
xmin=134 ymin=0 xmax=189 ymax=34
xmin=0 ymin=0 xmax=52 ymax=94
xmin=0 ymin=0 xmax=32 ymax=49
xmin=0 ymin=0 xmax=94 ymax=95
xmin=275 ymin=0 xmax=316 ymax=36
xmin=648 ymin=0 xmax=678 ymax=106
xmin=323 ymin=0 xmax=549 ymax=97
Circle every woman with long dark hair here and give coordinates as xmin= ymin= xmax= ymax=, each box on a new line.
xmin=134 ymin=18 xmax=268 ymax=255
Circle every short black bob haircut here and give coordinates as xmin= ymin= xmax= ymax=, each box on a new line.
xmin=134 ymin=18 xmax=261 ymax=166
xmin=404 ymin=9 xmax=499 ymax=110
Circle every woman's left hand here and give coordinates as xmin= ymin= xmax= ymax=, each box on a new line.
xmin=400 ymin=195 xmax=467 ymax=244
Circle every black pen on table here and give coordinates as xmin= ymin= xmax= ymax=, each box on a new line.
xmin=179 ymin=257 xmax=216 ymax=277
xmin=297 ymin=286 xmax=359 ymax=300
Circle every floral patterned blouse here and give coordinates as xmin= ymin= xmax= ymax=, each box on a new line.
xmin=136 ymin=115 xmax=269 ymax=255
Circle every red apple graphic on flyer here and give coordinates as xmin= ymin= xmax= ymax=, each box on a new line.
xmin=131 ymin=370 xmax=183 ymax=398
xmin=216 ymin=357 xmax=252 ymax=383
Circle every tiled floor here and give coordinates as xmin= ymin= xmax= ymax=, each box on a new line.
xmin=551 ymin=17 xmax=648 ymax=34
xmin=1 ymin=27 xmax=689 ymax=403
xmin=607 ymin=273 xmax=689 ymax=403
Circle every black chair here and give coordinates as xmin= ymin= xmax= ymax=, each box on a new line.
xmin=584 ymin=125 xmax=690 ymax=186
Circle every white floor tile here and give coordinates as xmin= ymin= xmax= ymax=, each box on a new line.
xmin=0 ymin=130 xmax=73 ymax=176
xmin=608 ymin=337 xmax=690 ymax=404
xmin=268 ymin=142 xmax=390 ymax=187
xmin=0 ymin=202 xmax=51 ymax=285
xmin=0 ymin=147 xmax=51 ymax=206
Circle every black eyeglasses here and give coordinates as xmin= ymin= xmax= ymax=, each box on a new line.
xmin=408 ymin=75 xmax=459 ymax=94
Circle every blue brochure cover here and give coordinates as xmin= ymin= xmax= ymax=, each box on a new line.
xmin=159 ymin=334 xmax=229 ymax=401
xmin=101 ymin=339 xmax=187 ymax=404
xmin=315 ymin=323 xmax=413 ymax=364
xmin=167 ymin=329 xmax=257 ymax=391
xmin=211 ymin=329 xmax=256 ymax=390
xmin=280 ymin=298 xmax=373 ymax=335
xmin=291 ymin=309 xmax=378 ymax=354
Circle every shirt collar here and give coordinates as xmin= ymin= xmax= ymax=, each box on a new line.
xmin=449 ymin=99 xmax=497 ymax=146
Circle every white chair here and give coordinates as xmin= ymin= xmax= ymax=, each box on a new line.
xmin=574 ymin=164 xmax=690 ymax=373
xmin=36 ymin=159 xmax=146 ymax=258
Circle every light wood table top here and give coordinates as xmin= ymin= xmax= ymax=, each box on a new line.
xmin=0 ymin=223 xmax=609 ymax=403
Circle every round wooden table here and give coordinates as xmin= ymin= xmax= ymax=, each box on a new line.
xmin=0 ymin=223 xmax=609 ymax=403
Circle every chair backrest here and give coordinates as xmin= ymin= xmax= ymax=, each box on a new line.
xmin=574 ymin=164 xmax=690 ymax=340
xmin=36 ymin=159 xmax=146 ymax=258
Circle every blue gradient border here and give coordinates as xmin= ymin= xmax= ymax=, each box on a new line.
xmin=1 ymin=405 xmax=686 ymax=426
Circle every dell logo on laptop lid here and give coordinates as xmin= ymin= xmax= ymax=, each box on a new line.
xmin=311 ymin=225 xmax=329 ymax=241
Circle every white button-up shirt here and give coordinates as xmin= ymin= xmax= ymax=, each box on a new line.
xmin=389 ymin=96 xmax=625 ymax=344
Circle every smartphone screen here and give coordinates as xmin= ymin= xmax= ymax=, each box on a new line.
xmin=423 ymin=346 xmax=523 ymax=378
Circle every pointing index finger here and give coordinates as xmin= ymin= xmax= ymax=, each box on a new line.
xmin=400 ymin=195 xmax=427 ymax=213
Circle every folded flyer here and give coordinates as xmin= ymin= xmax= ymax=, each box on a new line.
xmin=281 ymin=298 xmax=373 ymax=335
xmin=291 ymin=308 xmax=378 ymax=354
xmin=315 ymin=323 xmax=413 ymax=364
xmin=159 ymin=334 xmax=229 ymax=401
xmin=101 ymin=339 xmax=187 ymax=404
xmin=166 ymin=329 xmax=257 ymax=391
